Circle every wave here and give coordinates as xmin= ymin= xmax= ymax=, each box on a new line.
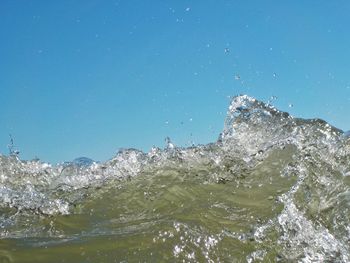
xmin=0 ymin=95 xmax=349 ymax=262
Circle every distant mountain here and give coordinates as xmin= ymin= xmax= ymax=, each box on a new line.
xmin=71 ymin=157 xmax=95 ymax=167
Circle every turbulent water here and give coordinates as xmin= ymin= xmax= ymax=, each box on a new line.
xmin=0 ymin=95 xmax=349 ymax=262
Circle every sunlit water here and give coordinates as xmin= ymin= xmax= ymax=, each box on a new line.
xmin=0 ymin=95 xmax=349 ymax=262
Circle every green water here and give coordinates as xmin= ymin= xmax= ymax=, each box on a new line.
xmin=1 ymin=96 xmax=350 ymax=262
xmin=0 ymin=147 xmax=298 ymax=262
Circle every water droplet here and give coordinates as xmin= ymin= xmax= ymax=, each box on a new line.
xmin=165 ymin=137 xmax=175 ymax=149
xmin=267 ymin=96 xmax=277 ymax=105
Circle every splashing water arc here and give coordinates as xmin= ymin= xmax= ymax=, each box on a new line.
xmin=0 ymin=95 xmax=349 ymax=262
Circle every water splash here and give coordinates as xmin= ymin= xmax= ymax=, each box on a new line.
xmin=0 ymin=95 xmax=349 ymax=262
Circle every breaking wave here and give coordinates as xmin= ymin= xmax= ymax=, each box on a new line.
xmin=0 ymin=95 xmax=349 ymax=262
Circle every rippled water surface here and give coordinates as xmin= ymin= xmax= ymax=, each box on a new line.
xmin=0 ymin=95 xmax=349 ymax=262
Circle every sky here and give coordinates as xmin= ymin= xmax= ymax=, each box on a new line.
xmin=1 ymin=0 xmax=350 ymax=163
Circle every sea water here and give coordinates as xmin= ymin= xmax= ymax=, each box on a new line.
xmin=0 ymin=95 xmax=349 ymax=262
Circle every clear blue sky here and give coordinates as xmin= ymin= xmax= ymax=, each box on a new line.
xmin=1 ymin=1 xmax=350 ymax=163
